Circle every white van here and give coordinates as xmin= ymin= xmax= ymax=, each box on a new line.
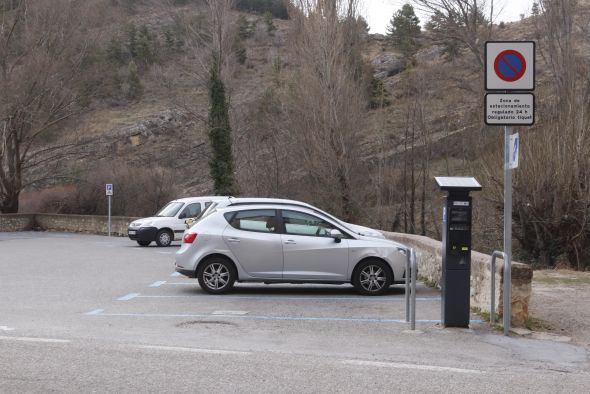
xmin=127 ymin=197 xmax=222 ymax=247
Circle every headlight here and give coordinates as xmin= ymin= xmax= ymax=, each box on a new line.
xmin=142 ymin=222 xmax=154 ymax=227
xmin=131 ymin=222 xmax=141 ymax=227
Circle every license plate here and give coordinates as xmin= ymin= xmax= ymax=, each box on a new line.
xmin=128 ymin=230 xmax=136 ymax=235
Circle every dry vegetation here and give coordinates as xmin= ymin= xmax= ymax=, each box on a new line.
xmin=1 ymin=0 xmax=589 ymax=268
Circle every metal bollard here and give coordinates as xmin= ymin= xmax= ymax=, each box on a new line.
xmin=410 ymin=248 xmax=417 ymax=330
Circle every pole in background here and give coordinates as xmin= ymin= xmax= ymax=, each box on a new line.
xmin=106 ymin=184 xmax=113 ymax=237
xmin=503 ymin=127 xmax=512 ymax=335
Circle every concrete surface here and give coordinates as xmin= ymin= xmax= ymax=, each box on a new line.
xmin=0 ymin=232 xmax=588 ymax=393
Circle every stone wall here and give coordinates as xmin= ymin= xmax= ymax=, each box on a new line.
xmin=382 ymin=231 xmax=533 ymax=327
xmin=0 ymin=214 xmax=35 ymax=232
xmin=0 ymin=214 xmax=138 ymax=237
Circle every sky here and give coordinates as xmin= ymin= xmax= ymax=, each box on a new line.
xmin=363 ymin=0 xmax=534 ymax=34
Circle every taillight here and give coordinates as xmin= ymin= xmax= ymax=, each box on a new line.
xmin=183 ymin=233 xmax=197 ymax=244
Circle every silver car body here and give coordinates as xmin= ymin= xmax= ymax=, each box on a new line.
xmin=195 ymin=197 xmax=385 ymax=239
xmin=175 ymin=204 xmax=408 ymax=284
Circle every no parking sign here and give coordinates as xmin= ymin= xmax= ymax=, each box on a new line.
xmin=485 ymin=41 xmax=535 ymax=91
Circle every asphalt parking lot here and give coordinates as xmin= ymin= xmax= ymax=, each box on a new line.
xmin=1 ymin=232 xmax=589 ymax=393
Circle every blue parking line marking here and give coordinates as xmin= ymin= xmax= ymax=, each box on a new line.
xmin=149 ymin=281 xmax=166 ymax=287
xmin=117 ymin=293 xmax=140 ymax=301
xmin=85 ymin=309 xmax=104 ymax=315
xmin=86 ymin=310 xmax=481 ymax=325
xmin=134 ymin=295 xmax=441 ymax=302
xmin=170 ymin=272 xmax=181 ymax=277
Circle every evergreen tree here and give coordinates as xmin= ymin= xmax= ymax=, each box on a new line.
xmin=207 ymin=61 xmax=237 ymax=195
xmin=126 ymin=23 xmax=138 ymax=58
xmin=127 ymin=60 xmax=143 ymax=100
xmin=263 ymin=11 xmax=276 ymax=34
xmin=386 ymin=3 xmax=421 ymax=62
xmin=137 ymin=24 xmax=157 ymax=63
xmin=106 ymin=35 xmax=125 ymax=64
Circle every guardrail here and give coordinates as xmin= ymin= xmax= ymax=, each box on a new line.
xmin=401 ymin=247 xmax=417 ymax=330
xmin=490 ymin=250 xmax=510 ymax=336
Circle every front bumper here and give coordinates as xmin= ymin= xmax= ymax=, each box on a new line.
xmin=128 ymin=226 xmax=158 ymax=242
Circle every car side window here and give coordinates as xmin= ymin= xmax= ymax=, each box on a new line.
xmin=282 ymin=210 xmax=335 ymax=237
xmin=179 ymin=203 xmax=201 ymax=219
xmin=225 ymin=209 xmax=277 ymax=233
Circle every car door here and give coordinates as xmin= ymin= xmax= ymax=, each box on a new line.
xmin=222 ymin=209 xmax=283 ymax=279
xmin=280 ymin=210 xmax=349 ymax=281
xmin=175 ymin=203 xmax=202 ymax=240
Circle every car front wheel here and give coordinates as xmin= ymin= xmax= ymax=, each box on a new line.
xmin=353 ymin=260 xmax=392 ymax=296
xmin=197 ymin=257 xmax=236 ymax=294
xmin=155 ymin=230 xmax=173 ymax=247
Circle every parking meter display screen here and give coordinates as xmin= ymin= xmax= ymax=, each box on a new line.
xmin=450 ymin=209 xmax=469 ymax=223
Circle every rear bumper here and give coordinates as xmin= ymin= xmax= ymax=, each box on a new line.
xmin=175 ymin=266 xmax=196 ymax=278
xmin=128 ymin=226 xmax=158 ymax=242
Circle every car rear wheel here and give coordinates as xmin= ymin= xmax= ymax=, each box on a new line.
xmin=137 ymin=240 xmax=151 ymax=247
xmin=197 ymin=257 xmax=236 ymax=294
xmin=353 ymin=259 xmax=392 ymax=296
xmin=155 ymin=230 xmax=173 ymax=247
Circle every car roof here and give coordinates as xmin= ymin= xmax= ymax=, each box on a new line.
xmin=171 ymin=196 xmax=227 ymax=204
xmin=225 ymin=197 xmax=314 ymax=208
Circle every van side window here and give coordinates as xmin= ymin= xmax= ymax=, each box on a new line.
xmin=179 ymin=203 xmax=201 ymax=219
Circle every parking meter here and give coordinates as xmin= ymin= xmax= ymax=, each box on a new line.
xmin=435 ymin=177 xmax=482 ymax=327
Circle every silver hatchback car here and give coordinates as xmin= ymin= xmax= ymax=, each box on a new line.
xmin=175 ymin=204 xmax=409 ymax=295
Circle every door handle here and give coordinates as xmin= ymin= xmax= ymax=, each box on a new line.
xmin=284 ymin=240 xmax=296 ymax=245
xmin=227 ymin=237 xmax=240 ymax=243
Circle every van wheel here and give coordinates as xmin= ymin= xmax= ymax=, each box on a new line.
xmin=155 ymin=230 xmax=173 ymax=247
xmin=197 ymin=257 xmax=236 ymax=294
xmin=353 ymin=260 xmax=392 ymax=296
xmin=137 ymin=240 xmax=151 ymax=247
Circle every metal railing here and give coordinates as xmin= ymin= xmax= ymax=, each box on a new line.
xmin=402 ymin=247 xmax=417 ymax=330
xmin=490 ymin=250 xmax=510 ymax=336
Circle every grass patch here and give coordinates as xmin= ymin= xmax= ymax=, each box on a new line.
xmin=525 ymin=316 xmax=553 ymax=331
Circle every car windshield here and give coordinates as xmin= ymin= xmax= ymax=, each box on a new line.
xmin=155 ymin=202 xmax=184 ymax=217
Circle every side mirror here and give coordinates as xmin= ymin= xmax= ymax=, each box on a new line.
xmin=184 ymin=218 xmax=195 ymax=228
xmin=329 ymin=229 xmax=343 ymax=243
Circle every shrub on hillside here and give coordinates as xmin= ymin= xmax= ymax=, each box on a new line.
xmin=20 ymin=162 xmax=181 ymax=217
xmin=234 ymin=0 xmax=288 ymax=19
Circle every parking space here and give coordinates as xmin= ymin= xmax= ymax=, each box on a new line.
xmin=2 ymin=232 xmax=589 ymax=392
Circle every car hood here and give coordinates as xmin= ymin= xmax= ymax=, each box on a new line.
xmin=129 ymin=217 xmax=166 ymax=227
xmin=355 ymin=234 xmax=408 ymax=251
xmin=344 ymin=223 xmax=386 ymax=239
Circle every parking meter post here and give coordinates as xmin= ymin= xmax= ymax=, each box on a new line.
xmin=108 ymin=195 xmax=112 ymax=237
xmin=410 ymin=248 xmax=417 ymax=330
xmin=503 ymin=126 xmax=513 ymax=336
xmin=404 ymin=249 xmax=410 ymax=322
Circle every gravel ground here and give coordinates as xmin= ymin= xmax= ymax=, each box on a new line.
xmin=530 ymin=270 xmax=590 ymax=347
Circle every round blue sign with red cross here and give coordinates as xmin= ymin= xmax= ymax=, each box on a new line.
xmin=493 ymin=50 xmax=527 ymax=82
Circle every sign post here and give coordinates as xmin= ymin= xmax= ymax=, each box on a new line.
xmin=485 ymin=41 xmax=535 ymax=335
xmin=106 ymin=184 xmax=113 ymax=237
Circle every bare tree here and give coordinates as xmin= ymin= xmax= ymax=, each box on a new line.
xmin=415 ymin=0 xmax=495 ymax=69
xmin=482 ymin=0 xmax=590 ymax=268
xmin=0 ymin=0 xmax=97 ymax=213
xmin=281 ymin=0 xmax=369 ymax=221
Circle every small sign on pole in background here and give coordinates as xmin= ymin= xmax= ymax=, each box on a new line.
xmin=106 ymin=183 xmax=113 ymax=196
xmin=509 ymin=133 xmax=519 ymax=169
